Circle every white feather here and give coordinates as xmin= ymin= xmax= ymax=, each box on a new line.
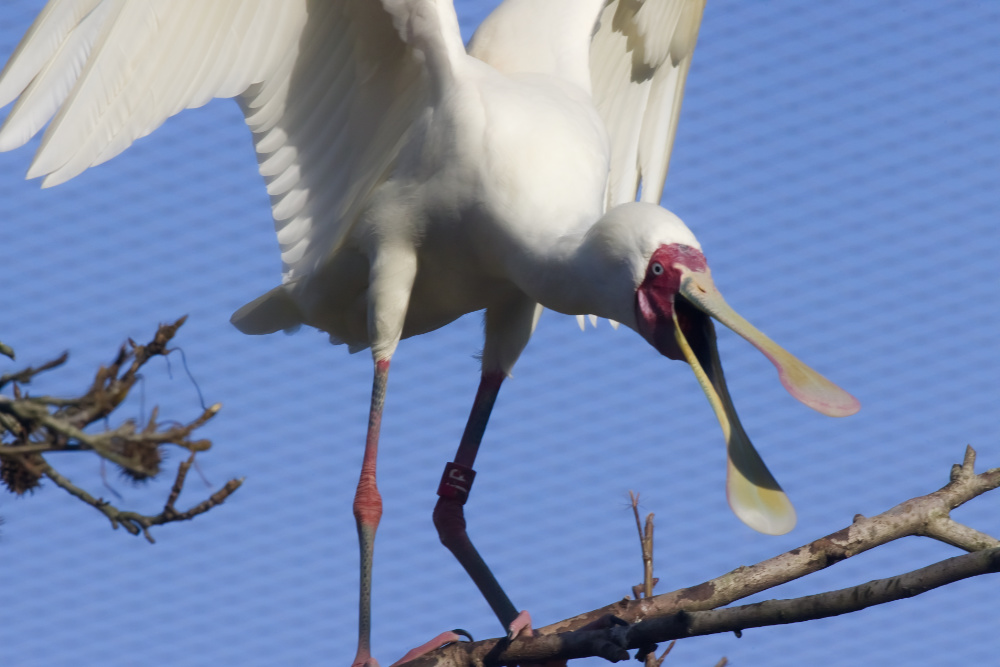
xmin=590 ymin=0 xmax=706 ymax=208
xmin=0 ymin=0 xmax=432 ymax=287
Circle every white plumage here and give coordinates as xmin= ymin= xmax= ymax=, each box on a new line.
xmin=0 ymin=1 xmax=858 ymax=662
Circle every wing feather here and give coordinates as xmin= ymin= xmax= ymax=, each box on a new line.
xmin=0 ymin=0 xmax=435 ymax=284
xmin=0 ymin=0 xmax=301 ymax=185
xmin=590 ymin=0 xmax=705 ymax=209
xmin=0 ymin=0 xmax=107 ymax=153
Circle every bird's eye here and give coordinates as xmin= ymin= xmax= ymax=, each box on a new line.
xmin=651 ymin=262 xmax=664 ymax=276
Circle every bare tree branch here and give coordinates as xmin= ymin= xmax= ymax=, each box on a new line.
xmin=626 ymin=546 xmax=1000 ymax=644
xmin=405 ymin=448 xmax=1000 ymax=666
xmin=921 ymin=515 xmax=999 ymax=551
xmin=544 ymin=446 xmax=999 ymax=635
xmin=0 ymin=318 xmax=242 ymax=541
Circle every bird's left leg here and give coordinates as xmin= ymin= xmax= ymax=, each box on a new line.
xmin=433 ymin=297 xmax=541 ymax=637
xmin=434 ymin=370 xmax=516 ymax=624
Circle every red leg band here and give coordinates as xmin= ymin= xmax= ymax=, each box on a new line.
xmin=437 ymin=462 xmax=476 ymax=504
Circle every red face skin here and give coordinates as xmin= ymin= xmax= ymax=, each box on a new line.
xmin=634 ymin=244 xmax=709 ymax=361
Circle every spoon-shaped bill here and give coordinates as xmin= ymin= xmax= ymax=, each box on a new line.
xmin=678 ymin=270 xmax=860 ymax=418
xmin=672 ymin=305 xmax=796 ymax=535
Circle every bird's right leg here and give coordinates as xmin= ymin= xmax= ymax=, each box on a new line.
xmin=352 ymin=246 xmax=417 ymax=667
xmin=352 ymin=357 xmax=390 ymax=667
xmin=433 ymin=297 xmax=540 ymax=637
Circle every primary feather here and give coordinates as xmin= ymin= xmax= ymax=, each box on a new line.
xmin=591 ymin=0 xmax=706 ymax=208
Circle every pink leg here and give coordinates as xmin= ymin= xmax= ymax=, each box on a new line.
xmin=433 ymin=371 xmax=528 ymax=635
xmin=352 ymin=359 xmax=390 ymax=667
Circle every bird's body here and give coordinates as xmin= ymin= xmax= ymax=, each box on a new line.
xmin=237 ymin=53 xmax=610 ymax=368
xmin=0 ymin=1 xmax=859 ymax=663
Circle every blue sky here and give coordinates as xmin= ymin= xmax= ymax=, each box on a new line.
xmin=1 ymin=2 xmax=998 ymax=666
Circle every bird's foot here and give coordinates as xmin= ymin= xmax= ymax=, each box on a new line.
xmin=507 ymin=611 xmax=575 ymax=667
xmin=507 ymin=610 xmax=534 ymax=640
xmin=388 ymin=629 xmax=472 ymax=666
xmin=506 ymin=612 xmax=567 ymax=667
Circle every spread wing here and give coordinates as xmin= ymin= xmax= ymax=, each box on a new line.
xmin=590 ymin=0 xmax=706 ymax=209
xmin=0 ymin=0 xmax=429 ymax=282
xmin=577 ymin=0 xmax=704 ymax=330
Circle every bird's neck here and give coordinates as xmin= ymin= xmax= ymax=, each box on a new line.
xmin=506 ymin=222 xmax=638 ymax=328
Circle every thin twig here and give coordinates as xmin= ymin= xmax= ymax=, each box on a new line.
xmin=0 ymin=352 xmax=68 ymax=389
xmin=629 ymin=491 xmax=665 ymax=667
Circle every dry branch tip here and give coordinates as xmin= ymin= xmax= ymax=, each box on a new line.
xmin=1 ymin=319 xmax=240 ymax=540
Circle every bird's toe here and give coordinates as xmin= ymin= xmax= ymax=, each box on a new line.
xmin=388 ymin=629 xmax=471 ymax=666
xmin=507 ymin=610 xmax=534 ymax=640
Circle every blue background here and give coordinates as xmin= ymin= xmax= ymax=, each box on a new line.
xmin=1 ymin=2 xmax=998 ymax=665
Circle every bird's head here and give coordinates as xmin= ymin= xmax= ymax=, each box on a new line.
xmin=591 ymin=203 xmax=860 ymax=535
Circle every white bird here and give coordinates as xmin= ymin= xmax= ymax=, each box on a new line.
xmin=0 ymin=0 xmax=859 ymax=663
